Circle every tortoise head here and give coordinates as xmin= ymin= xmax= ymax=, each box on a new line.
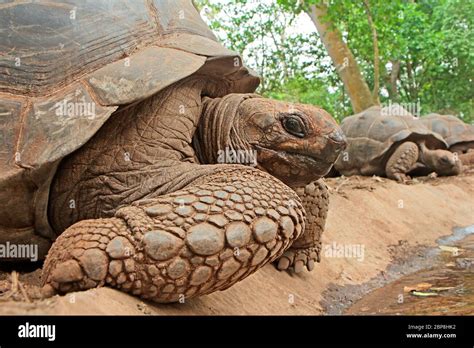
xmin=419 ymin=143 xmax=462 ymax=176
xmin=235 ymin=97 xmax=346 ymax=186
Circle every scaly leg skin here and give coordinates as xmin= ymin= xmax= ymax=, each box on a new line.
xmin=42 ymin=167 xmax=305 ymax=303
xmin=275 ymin=180 xmax=328 ymax=273
xmin=385 ymin=141 xmax=419 ymax=182
xmin=452 ymin=141 xmax=474 ymax=166
xmin=458 ymin=150 xmax=474 ymax=166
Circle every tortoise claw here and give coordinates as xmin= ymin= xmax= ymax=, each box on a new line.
xmin=277 ymin=256 xmax=291 ymax=271
xmin=307 ymin=259 xmax=315 ymax=271
xmin=275 ymin=246 xmax=319 ymax=273
xmin=294 ymin=260 xmax=305 ymax=273
xmin=40 ymin=284 xmax=57 ymax=299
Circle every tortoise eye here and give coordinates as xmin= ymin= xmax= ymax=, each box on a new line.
xmin=282 ymin=116 xmax=306 ymax=138
xmin=440 ymin=156 xmax=451 ymax=164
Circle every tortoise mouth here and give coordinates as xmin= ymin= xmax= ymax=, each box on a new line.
xmin=255 ymin=145 xmax=334 ymax=163
xmin=284 ymin=150 xmax=334 ymax=168
xmin=254 ymin=145 xmax=334 ymax=185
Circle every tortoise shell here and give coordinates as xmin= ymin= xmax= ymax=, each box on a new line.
xmin=420 ymin=113 xmax=474 ymax=148
xmin=334 ymin=105 xmax=447 ymax=176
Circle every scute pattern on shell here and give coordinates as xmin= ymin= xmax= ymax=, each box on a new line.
xmin=420 ymin=114 xmax=474 ymax=147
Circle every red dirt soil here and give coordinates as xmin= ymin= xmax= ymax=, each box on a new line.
xmin=0 ymin=173 xmax=473 ymax=315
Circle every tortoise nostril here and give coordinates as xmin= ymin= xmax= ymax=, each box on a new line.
xmin=327 ymin=129 xmax=347 ymax=150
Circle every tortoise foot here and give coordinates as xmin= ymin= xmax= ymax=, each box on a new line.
xmin=276 ymin=246 xmax=319 ymax=273
xmin=42 ymin=167 xmax=306 ymax=303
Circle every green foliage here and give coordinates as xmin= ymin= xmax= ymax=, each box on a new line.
xmin=198 ymin=1 xmax=321 ymax=91
xmin=328 ymin=0 xmax=473 ymax=122
xmin=196 ymin=0 xmax=473 ymax=123
xmin=265 ymin=75 xmax=350 ymax=123
xmin=197 ymin=0 xmax=347 ymax=120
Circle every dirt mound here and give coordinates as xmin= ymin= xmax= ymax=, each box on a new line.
xmin=1 ymin=174 xmax=473 ymax=315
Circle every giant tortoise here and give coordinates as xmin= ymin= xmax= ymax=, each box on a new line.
xmin=0 ymin=0 xmax=345 ymax=302
xmin=334 ymin=105 xmax=461 ymax=182
xmin=420 ymin=113 xmax=474 ymax=165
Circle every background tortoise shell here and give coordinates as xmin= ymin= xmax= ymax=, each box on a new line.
xmin=334 ymin=105 xmax=447 ymax=176
xmin=420 ymin=113 xmax=474 ymax=148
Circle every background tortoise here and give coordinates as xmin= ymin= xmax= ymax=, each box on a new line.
xmin=0 ymin=0 xmax=345 ymax=302
xmin=334 ymin=105 xmax=461 ymax=182
xmin=420 ymin=113 xmax=474 ymax=165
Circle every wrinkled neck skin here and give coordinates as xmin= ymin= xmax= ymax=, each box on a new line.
xmin=419 ymin=147 xmax=439 ymax=170
xmin=49 ymin=77 xmax=228 ymax=232
xmin=119 ymin=76 xmax=229 ymax=163
xmin=193 ymin=94 xmax=257 ymax=167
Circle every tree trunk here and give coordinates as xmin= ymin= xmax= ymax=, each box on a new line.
xmin=389 ymin=60 xmax=400 ymax=101
xmin=306 ymin=2 xmax=375 ymax=113
xmin=363 ymin=0 xmax=380 ymax=104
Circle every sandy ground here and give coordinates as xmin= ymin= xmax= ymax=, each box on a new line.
xmin=0 ymin=173 xmax=473 ymax=315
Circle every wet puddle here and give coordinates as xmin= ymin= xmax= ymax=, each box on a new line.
xmin=345 ymin=226 xmax=474 ymax=315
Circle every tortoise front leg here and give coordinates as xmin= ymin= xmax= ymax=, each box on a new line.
xmin=458 ymin=151 xmax=474 ymax=166
xmin=385 ymin=141 xmax=419 ymax=182
xmin=42 ymin=166 xmax=305 ymax=303
xmin=275 ymin=180 xmax=328 ymax=273
xmin=452 ymin=143 xmax=474 ymax=166
xmin=450 ymin=142 xmax=474 ymax=156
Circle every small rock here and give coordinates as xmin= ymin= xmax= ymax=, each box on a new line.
xmin=455 ymin=258 xmax=474 ymax=270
